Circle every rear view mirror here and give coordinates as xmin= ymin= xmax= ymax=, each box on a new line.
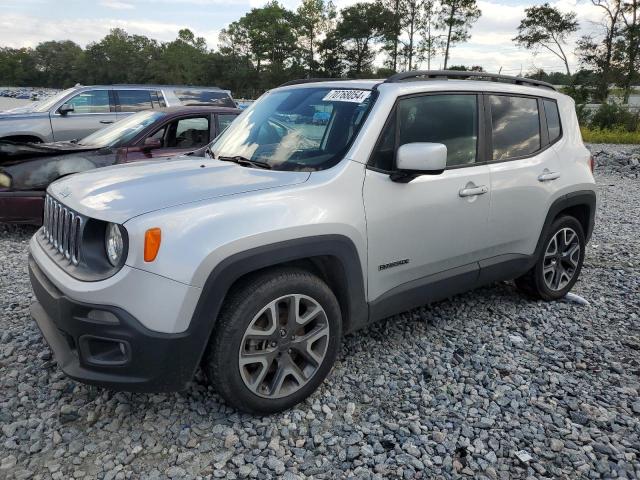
xmin=392 ymin=142 xmax=447 ymax=182
xmin=143 ymin=137 xmax=162 ymax=150
xmin=58 ymin=103 xmax=74 ymax=115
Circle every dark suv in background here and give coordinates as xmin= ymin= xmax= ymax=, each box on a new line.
xmin=0 ymin=84 xmax=235 ymax=143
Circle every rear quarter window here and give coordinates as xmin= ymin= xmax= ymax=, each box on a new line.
xmin=175 ymin=89 xmax=236 ymax=108
xmin=543 ymin=99 xmax=562 ymax=143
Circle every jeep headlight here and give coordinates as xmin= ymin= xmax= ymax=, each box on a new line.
xmin=0 ymin=172 xmax=10 ymax=188
xmin=105 ymin=223 xmax=125 ymax=267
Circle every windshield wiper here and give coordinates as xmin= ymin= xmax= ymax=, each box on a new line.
xmin=217 ymin=155 xmax=272 ymax=170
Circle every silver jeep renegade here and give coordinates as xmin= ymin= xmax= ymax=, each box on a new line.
xmin=28 ymin=71 xmax=596 ymax=413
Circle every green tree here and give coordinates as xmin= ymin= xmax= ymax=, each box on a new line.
xmin=419 ymin=0 xmax=443 ymax=70
xmin=399 ymin=0 xmax=426 ymax=70
xmin=318 ymin=30 xmax=344 ymax=77
xmin=34 ymin=41 xmax=84 ymax=88
xmin=576 ymin=0 xmax=624 ymax=102
xmin=438 ymin=0 xmax=480 ymax=69
xmin=620 ymin=0 xmax=640 ymax=102
xmin=0 ymin=48 xmax=39 ymax=86
xmin=153 ymin=29 xmax=209 ymax=84
xmin=84 ymin=28 xmax=161 ymax=84
xmin=513 ymin=3 xmax=578 ymax=76
xmin=218 ymin=21 xmax=257 ymax=96
xmin=377 ymin=0 xmax=402 ymax=71
xmin=332 ymin=2 xmax=387 ymax=76
xmin=296 ymin=0 xmax=336 ymax=75
xmin=235 ymin=1 xmax=300 ymax=87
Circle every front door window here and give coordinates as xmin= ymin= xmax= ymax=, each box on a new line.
xmin=65 ymin=90 xmax=110 ymax=114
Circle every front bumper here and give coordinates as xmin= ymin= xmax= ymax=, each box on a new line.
xmin=0 ymin=190 xmax=44 ymax=224
xmin=29 ymin=255 xmax=203 ymax=392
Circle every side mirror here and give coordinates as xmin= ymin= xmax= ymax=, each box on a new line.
xmin=143 ymin=137 xmax=162 ymax=150
xmin=391 ymin=142 xmax=447 ymax=183
xmin=58 ymin=103 xmax=74 ymax=115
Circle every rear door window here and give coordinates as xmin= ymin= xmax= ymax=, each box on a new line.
xmin=490 ymin=95 xmax=541 ymax=160
xmin=543 ymin=99 xmax=561 ymax=143
xmin=174 ymin=89 xmax=236 ymax=108
xmin=117 ymin=90 xmax=154 ymax=112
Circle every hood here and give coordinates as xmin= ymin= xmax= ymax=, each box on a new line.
xmin=2 ymin=105 xmax=39 ymax=114
xmin=2 ymin=150 xmax=112 ymax=191
xmin=47 ymin=156 xmax=311 ymax=223
xmin=0 ymin=110 xmax=49 ymax=120
xmin=0 ymin=140 xmax=100 ymax=163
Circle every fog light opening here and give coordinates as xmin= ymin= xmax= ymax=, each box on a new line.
xmin=79 ymin=336 xmax=130 ymax=366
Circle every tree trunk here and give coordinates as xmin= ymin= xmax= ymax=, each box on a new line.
xmin=408 ymin=10 xmax=415 ymax=70
xmin=309 ymin=26 xmax=314 ymax=76
xmin=623 ymin=1 xmax=639 ymax=103
xmin=443 ymin=8 xmax=454 ymax=69
xmin=393 ymin=0 xmax=400 ymax=71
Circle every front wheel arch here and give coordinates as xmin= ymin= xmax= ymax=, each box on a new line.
xmin=182 ymin=235 xmax=368 ymax=389
xmin=0 ymin=135 xmax=45 ymax=144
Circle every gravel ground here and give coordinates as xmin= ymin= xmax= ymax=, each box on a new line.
xmin=1 ymin=145 xmax=639 ymax=479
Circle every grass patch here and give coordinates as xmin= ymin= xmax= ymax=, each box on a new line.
xmin=581 ymin=127 xmax=640 ymax=144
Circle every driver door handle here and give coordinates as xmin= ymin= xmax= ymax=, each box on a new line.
xmin=459 ymin=185 xmax=488 ymax=197
xmin=538 ymin=170 xmax=560 ymax=182
xmin=100 ymin=120 xmax=114 ymax=124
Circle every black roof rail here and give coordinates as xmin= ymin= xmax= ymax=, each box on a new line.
xmin=278 ymin=78 xmax=341 ymax=87
xmin=384 ymin=70 xmax=557 ymax=91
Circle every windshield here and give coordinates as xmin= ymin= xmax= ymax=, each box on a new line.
xmin=32 ymin=88 xmax=77 ymax=112
xmin=78 ymin=110 xmax=166 ymax=147
xmin=211 ymin=87 xmax=375 ymax=171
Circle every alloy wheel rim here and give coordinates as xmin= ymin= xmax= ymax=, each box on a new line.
xmin=543 ymin=227 xmax=581 ymax=291
xmin=238 ymin=294 xmax=330 ymax=399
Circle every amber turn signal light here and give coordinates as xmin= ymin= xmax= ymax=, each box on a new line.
xmin=144 ymin=228 xmax=161 ymax=262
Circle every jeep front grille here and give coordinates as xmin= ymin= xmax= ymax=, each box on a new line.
xmin=42 ymin=195 xmax=84 ymax=265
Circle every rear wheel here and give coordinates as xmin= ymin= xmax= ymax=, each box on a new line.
xmin=203 ymin=267 xmax=342 ymax=414
xmin=515 ymin=216 xmax=585 ymax=300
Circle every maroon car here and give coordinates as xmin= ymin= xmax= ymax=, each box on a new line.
xmin=0 ymin=106 xmax=240 ymax=224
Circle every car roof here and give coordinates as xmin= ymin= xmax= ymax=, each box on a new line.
xmin=156 ymin=106 xmax=241 ymax=115
xmin=275 ymin=71 xmax=564 ymax=99
xmin=73 ymin=84 xmax=229 ymax=91
xmin=278 ymin=79 xmax=380 ymax=91
xmin=277 ymin=78 xmax=565 ymax=101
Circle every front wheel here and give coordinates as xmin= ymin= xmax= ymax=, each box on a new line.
xmin=515 ymin=216 xmax=586 ymax=300
xmin=203 ymin=268 xmax=342 ymax=414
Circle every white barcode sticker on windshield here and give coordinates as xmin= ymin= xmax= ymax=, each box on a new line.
xmin=322 ymin=90 xmax=371 ymax=103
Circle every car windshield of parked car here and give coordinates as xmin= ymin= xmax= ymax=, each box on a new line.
xmin=32 ymin=88 xmax=77 ymax=112
xmin=210 ymin=87 xmax=375 ymax=171
xmin=77 ymin=110 xmax=166 ymax=148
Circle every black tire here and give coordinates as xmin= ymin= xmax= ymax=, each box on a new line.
xmin=515 ymin=215 xmax=586 ymax=300
xmin=203 ymin=267 xmax=342 ymax=414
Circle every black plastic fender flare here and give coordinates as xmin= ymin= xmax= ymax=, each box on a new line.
xmin=185 ymin=234 xmax=369 ymax=376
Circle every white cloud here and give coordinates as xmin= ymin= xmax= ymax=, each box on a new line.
xmin=100 ymin=0 xmax=135 ymax=9
xmin=0 ymin=13 xmax=221 ymax=48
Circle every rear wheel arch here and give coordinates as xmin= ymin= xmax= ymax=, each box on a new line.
xmin=535 ymin=190 xmax=596 ymax=259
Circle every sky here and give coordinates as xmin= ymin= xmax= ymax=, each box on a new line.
xmin=0 ymin=0 xmax=606 ymax=75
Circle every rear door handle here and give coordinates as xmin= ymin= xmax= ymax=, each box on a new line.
xmin=100 ymin=120 xmax=114 ymax=124
xmin=538 ymin=170 xmax=560 ymax=182
xmin=459 ymin=185 xmax=488 ymax=197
